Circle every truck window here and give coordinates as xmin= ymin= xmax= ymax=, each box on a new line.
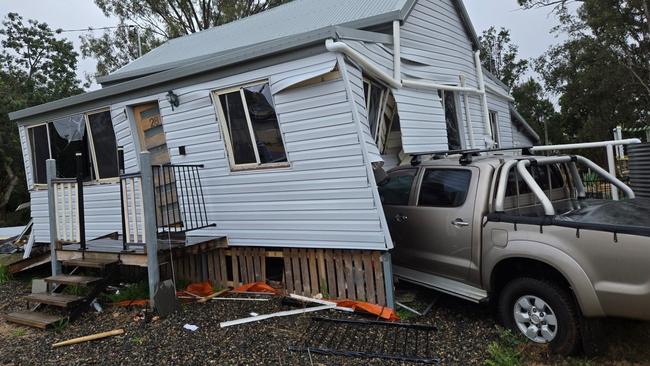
xmin=506 ymin=165 xmax=564 ymax=197
xmin=418 ymin=169 xmax=472 ymax=207
xmin=378 ymin=169 xmax=416 ymax=205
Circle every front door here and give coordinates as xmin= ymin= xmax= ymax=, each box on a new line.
xmin=132 ymin=103 xmax=180 ymax=228
xmin=388 ymin=167 xmax=477 ymax=282
xmin=133 ymin=103 xmax=170 ymax=165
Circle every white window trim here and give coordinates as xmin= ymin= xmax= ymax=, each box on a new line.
xmin=25 ymin=122 xmax=52 ymax=188
xmin=212 ymin=80 xmax=290 ymax=171
xmin=488 ymin=110 xmax=501 ymax=148
xmin=363 ymin=77 xmax=389 ymax=143
xmin=26 ymin=107 xmax=119 ymax=189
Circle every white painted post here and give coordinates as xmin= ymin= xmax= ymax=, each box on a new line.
xmin=140 ymin=152 xmax=160 ymax=309
xmin=46 ymin=159 xmax=61 ymax=277
xmin=606 ymin=144 xmax=619 ymax=201
xmin=381 ymin=252 xmax=395 ymax=308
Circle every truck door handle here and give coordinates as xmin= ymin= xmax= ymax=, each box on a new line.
xmin=451 ymin=218 xmax=470 ymax=228
xmin=394 ymin=214 xmax=408 ymax=223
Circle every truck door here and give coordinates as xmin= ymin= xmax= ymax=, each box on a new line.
xmin=390 ymin=167 xmax=478 ymax=282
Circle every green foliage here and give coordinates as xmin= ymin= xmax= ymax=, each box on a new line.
xmin=131 ymin=336 xmax=146 ymax=345
xmin=485 ymin=330 xmax=524 ymax=366
xmin=479 ymin=26 xmax=529 ymax=90
xmin=11 ymin=328 xmax=27 ymax=337
xmin=511 ymin=78 xmax=563 ymax=145
xmin=107 ymin=282 xmax=150 ymax=302
xmin=63 ymin=284 xmax=88 ymax=297
xmin=53 ymin=318 xmax=69 ymax=333
xmin=396 ymin=307 xmax=417 ymax=320
xmin=0 ymin=13 xmax=83 ymax=225
xmin=81 ymin=0 xmax=292 ymax=78
xmin=0 ymin=265 xmax=11 ymax=284
xmin=523 ymin=0 xmax=650 ymax=146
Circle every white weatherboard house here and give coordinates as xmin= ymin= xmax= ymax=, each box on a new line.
xmin=10 ymin=0 xmax=538 ymax=306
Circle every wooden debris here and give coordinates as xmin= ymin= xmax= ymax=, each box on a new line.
xmin=220 ymin=304 xmax=335 ymax=328
xmin=197 ymin=288 xmax=231 ymax=303
xmin=52 ymin=329 xmax=125 ymax=348
xmin=288 ymin=293 xmax=354 ymax=312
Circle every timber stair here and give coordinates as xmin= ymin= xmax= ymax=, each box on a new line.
xmin=4 ymin=257 xmax=119 ymax=329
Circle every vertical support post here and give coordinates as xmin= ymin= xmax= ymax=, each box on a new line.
xmin=381 ymin=252 xmax=395 ymax=308
xmin=75 ymin=153 xmax=86 ymax=252
xmin=46 ymin=159 xmax=61 ymax=277
xmin=606 ymin=145 xmax=619 ymax=200
xmin=474 ymin=51 xmax=492 ymax=146
xmin=646 ymin=128 xmax=650 ymax=143
xmin=140 ymin=152 xmax=160 ymax=309
xmin=118 ymin=147 xmax=127 ymax=251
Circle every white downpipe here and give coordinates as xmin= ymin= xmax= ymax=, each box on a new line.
xmin=401 ymin=79 xmax=483 ymax=94
xmin=460 ymin=75 xmax=476 ymax=149
xmin=393 ymin=20 xmax=401 ymax=82
xmin=474 ymin=51 xmax=492 ymax=145
xmin=325 ymin=39 xmax=401 ymax=88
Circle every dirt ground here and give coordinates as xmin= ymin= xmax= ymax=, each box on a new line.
xmin=0 ymin=277 xmax=649 ymax=366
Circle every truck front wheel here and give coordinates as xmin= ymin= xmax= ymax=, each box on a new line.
xmin=498 ymin=277 xmax=580 ymax=355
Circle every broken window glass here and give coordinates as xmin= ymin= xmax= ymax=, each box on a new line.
xmin=219 ymin=91 xmax=257 ymax=165
xmin=439 ymin=91 xmax=462 ymax=151
xmin=28 ymin=124 xmax=50 ymax=184
xmin=49 ymin=115 xmax=92 ymax=180
xmin=88 ymin=110 xmax=119 ymax=179
xmin=215 ymin=82 xmax=288 ymax=169
xmin=243 ymin=83 xmax=287 ymax=164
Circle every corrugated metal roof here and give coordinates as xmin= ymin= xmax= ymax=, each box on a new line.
xmin=102 ymin=0 xmax=409 ymax=84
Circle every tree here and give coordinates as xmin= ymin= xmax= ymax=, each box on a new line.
xmin=520 ymin=0 xmax=650 ymax=145
xmin=81 ymin=0 xmax=292 ymax=78
xmin=512 ymin=78 xmax=563 ymax=145
xmin=0 ymin=13 xmax=83 ymax=225
xmin=478 ymin=26 xmax=529 ymax=91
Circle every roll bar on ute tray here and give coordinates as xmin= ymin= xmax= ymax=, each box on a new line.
xmin=494 ymin=155 xmax=636 ymax=216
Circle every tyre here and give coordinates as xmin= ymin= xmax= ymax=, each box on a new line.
xmin=498 ymin=277 xmax=581 ymax=355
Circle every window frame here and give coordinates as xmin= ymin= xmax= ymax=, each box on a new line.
xmin=488 ymin=110 xmax=501 ymax=148
xmin=378 ymin=168 xmax=418 ymax=206
xmin=212 ymin=80 xmax=290 ymax=172
xmin=25 ymin=122 xmax=52 ymax=187
xmin=438 ymin=89 xmax=465 ymax=151
xmin=25 ymin=107 xmax=119 ymax=189
xmin=415 ymin=167 xmax=474 ymax=208
xmin=363 ymin=77 xmax=389 ymax=142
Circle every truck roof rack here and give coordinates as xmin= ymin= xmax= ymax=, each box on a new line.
xmin=410 ymin=146 xmax=534 ymax=166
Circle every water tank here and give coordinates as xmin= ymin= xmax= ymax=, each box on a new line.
xmin=628 ymin=143 xmax=650 ymax=198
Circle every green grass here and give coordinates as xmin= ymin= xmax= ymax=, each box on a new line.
xmin=63 ymin=284 xmax=88 ymax=297
xmin=485 ymin=330 xmax=524 ymax=366
xmin=131 ymin=336 xmax=146 ymax=345
xmin=12 ymin=328 xmax=27 ymax=337
xmin=0 ymin=265 xmax=11 ymax=284
xmin=396 ymin=307 xmax=418 ymax=320
xmin=107 ymin=282 xmax=150 ymax=302
xmin=52 ymin=319 xmax=69 ymax=333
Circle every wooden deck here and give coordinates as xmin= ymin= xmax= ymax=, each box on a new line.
xmin=56 ymin=235 xmax=227 ymax=267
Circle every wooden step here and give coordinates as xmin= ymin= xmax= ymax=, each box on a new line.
xmin=25 ymin=293 xmax=85 ymax=308
xmin=4 ymin=311 xmax=65 ymax=329
xmin=44 ymin=275 xmax=102 ymax=286
xmin=62 ymin=258 xmax=119 ymax=269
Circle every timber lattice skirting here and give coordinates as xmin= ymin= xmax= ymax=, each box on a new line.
xmin=159 ymin=246 xmax=388 ymax=305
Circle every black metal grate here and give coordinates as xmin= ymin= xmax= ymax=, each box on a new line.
xmin=289 ymin=317 xmax=439 ymax=364
xmin=152 ymin=164 xmax=214 ymax=234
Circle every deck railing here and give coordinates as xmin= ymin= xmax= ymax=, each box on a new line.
xmin=152 ymin=164 xmax=213 ymax=234
xmin=120 ymin=163 xmax=214 ymax=248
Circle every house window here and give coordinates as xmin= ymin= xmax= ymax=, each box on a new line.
xmin=26 ymin=109 xmax=119 ymax=186
xmin=214 ymin=81 xmax=288 ymax=170
xmin=439 ymin=90 xmax=462 ymax=151
xmin=489 ymin=110 xmax=500 ymax=148
xmin=363 ymin=77 xmax=388 ymax=141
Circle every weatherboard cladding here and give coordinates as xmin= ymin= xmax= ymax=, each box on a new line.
xmin=154 ymin=52 xmax=388 ymax=250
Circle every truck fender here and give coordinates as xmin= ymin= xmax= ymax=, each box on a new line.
xmin=484 ymin=240 xmax=605 ymax=317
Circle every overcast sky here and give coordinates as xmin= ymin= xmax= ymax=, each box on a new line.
xmin=0 ymin=0 xmax=566 ymax=87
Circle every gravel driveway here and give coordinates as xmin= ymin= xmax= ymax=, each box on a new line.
xmin=1 ymin=278 xmax=648 ymax=365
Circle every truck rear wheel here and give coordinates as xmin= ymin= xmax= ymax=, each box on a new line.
xmin=498 ymin=277 xmax=580 ymax=355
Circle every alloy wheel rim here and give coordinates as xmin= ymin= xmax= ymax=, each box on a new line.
xmin=513 ymin=295 xmax=558 ymax=343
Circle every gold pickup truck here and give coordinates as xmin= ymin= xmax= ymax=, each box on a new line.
xmin=379 ymin=151 xmax=650 ymax=355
